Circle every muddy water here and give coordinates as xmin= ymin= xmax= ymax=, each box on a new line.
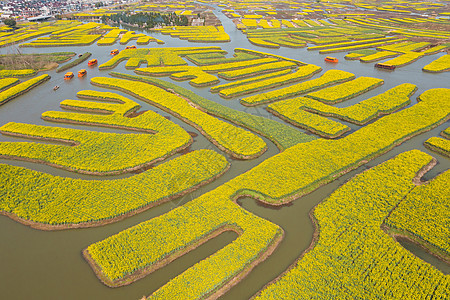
xmin=0 ymin=6 xmax=449 ymax=300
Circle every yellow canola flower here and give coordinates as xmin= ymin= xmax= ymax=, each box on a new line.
xmin=135 ymin=66 xmax=219 ymax=87
xmin=256 ymin=150 xmax=449 ymax=299
xmin=423 ymin=54 xmax=450 ymax=73
xmin=90 ymin=77 xmax=267 ymax=159
xmin=218 ymin=64 xmax=321 ymax=98
xmin=305 ymin=76 xmax=384 ymax=104
xmin=382 ymin=51 xmax=424 ymax=67
xmin=0 ymin=74 xmax=49 ymax=106
xmin=0 ymin=121 xmax=189 ymax=175
xmin=386 ymin=169 xmax=450 ymax=255
xmin=269 ymin=83 xmax=417 ymax=135
xmin=0 ymin=69 xmax=36 ymax=78
xmin=98 ymin=47 xmax=224 ymax=70
xmin=87 ymin=88 xmax=448 ymax=298
xmin=0 ymin=77 xmax=19 ymax=90
xmin=241 ymin=69 xmax=355 ymax=106
xmin=218 ymin=61 xmax=297 ymax=80
xmin=0 ymin=149 xmax=229 ymax=226
xmin=424 ymin=131 xmax=450 ymax=157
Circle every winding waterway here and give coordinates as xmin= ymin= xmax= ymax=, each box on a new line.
xmin=0 ymin=5 xmax=449 ymax=300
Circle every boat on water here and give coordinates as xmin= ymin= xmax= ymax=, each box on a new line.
xmin=325 ymin=56 xmax=338 ymax=63
xmin=375 ymin=63 xmax=396 ymax=70
xmin=78 ymin=69 xmax=87 ymax=77
xmin=110 ymin=49 xmax=119 ymax=55
xmin=88 ymin=59 xmax=98 ymax=66
xmin=64 ymin=72 xmax=74 ymax=80
xmin=125 ymin=45 xmax=136 ymax=49
xmin=53 ymin=85 xmax=59 ymax=91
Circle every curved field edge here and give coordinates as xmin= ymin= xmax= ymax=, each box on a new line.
xmin=384 ymin=169 xmax=450 ymax=263
xmin=80 ymin=89 xmax=448 ymax=298
xmin=83 ymin=180 xmax=284 ymax=298
xmin=89 ymin=77 xmax=267 ymax=159
xmin=265 ymin=83 xmax=418 ymax=138
xmin=0 ymin=74 xmax=50 ymax=106
xmin=0 ymin=121 xmax=193 ymax=175
xmin=109 ymin=72 xmax=316 ymax=151
xmin=424 ymin=136 xmax=450 ymax=158
xmin=227 ymin=88 xmax=449 ymax=206
xmin=83 ymin=225 xmax=244 ymax=288
xmin=254 ymin=150 xmax=448 ymax=299
xmin=266 ymin=106 xmax=350 ymax=139
xmin=83 ymin=225 xmax=283 ymax=293
xmin=56 ymin=52 xmax=92 ymax=73
xmin=240 ymin=70 xmax=356 ymax=107
xmin=0 ymin=149 xmax=230 ymax=229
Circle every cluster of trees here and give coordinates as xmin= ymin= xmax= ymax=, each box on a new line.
xmin=101 ymin=12 xmax=189 ymax=28
xmin=2 ymin=18 xmax=16 ymax=29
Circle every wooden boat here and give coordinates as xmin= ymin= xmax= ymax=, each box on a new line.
xmin=78 ymin=69 xmax=87 ymax=77
xmin=125 ymin=45 xmax=136 ymax=49
xmin=325 ymin=56 xmax=338 ymax=63
xmin=64 ymin=72 xmax=74 ymax=80
xmin=53 ymin=85 xmax=59 ymax=91
xmin=88 ymin=59 xmax=97 ymax=66
xmin=110 ymin=49 xmax=119 ymax=55
xmin=375 ymin=63 xmax=396 ymax=70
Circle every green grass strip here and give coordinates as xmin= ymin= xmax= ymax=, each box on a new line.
xmin=56 ymin=52 xmax=91 ymax=73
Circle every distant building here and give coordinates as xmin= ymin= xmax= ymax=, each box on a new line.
xmin=191 ymin=18 xmax=204 ymax=26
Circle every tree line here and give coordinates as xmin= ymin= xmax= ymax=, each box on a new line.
xmin=101 ymin=12 xmax=189 ymax=28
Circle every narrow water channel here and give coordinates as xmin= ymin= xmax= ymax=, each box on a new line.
xmin=0 ymin=5 xmax=448 ymax=299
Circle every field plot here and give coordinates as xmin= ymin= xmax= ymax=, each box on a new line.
xmin=0 ymin=3 xmax=449 ymax=299
xmin=20 ymin=22 xmax=106 ymax=47
xmin=155 ymin=26 xmax=230 ymax=42
xmin=241 ymin=69 xmax=355 ymax=106
xmin=267 ymin=83 xmax=416 ymax=138
xmin=423 ymin=54 xmax=450 ymax=73
xmin=90 ymin=76 xmax=267 ymax=159
xmin=0 ymin=75 xmax=50 ymax=106
xmin=98 ymin=47 xmax=226 ymax=69
xmin=305 ymin=76 xmax=384 ymax=104
xmin=255 ymin=150 xmax=449 ymax=299
xmin=0 ymin=150 xmax=228 ymax=228
xmin=135 ymin=66 xmax=220 ymax=87
xmin=424 ymin=128 xmax=450 ymax=158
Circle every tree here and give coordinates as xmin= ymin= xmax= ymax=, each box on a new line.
xmin=3 ymin=18 xmax=16 ymax=29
